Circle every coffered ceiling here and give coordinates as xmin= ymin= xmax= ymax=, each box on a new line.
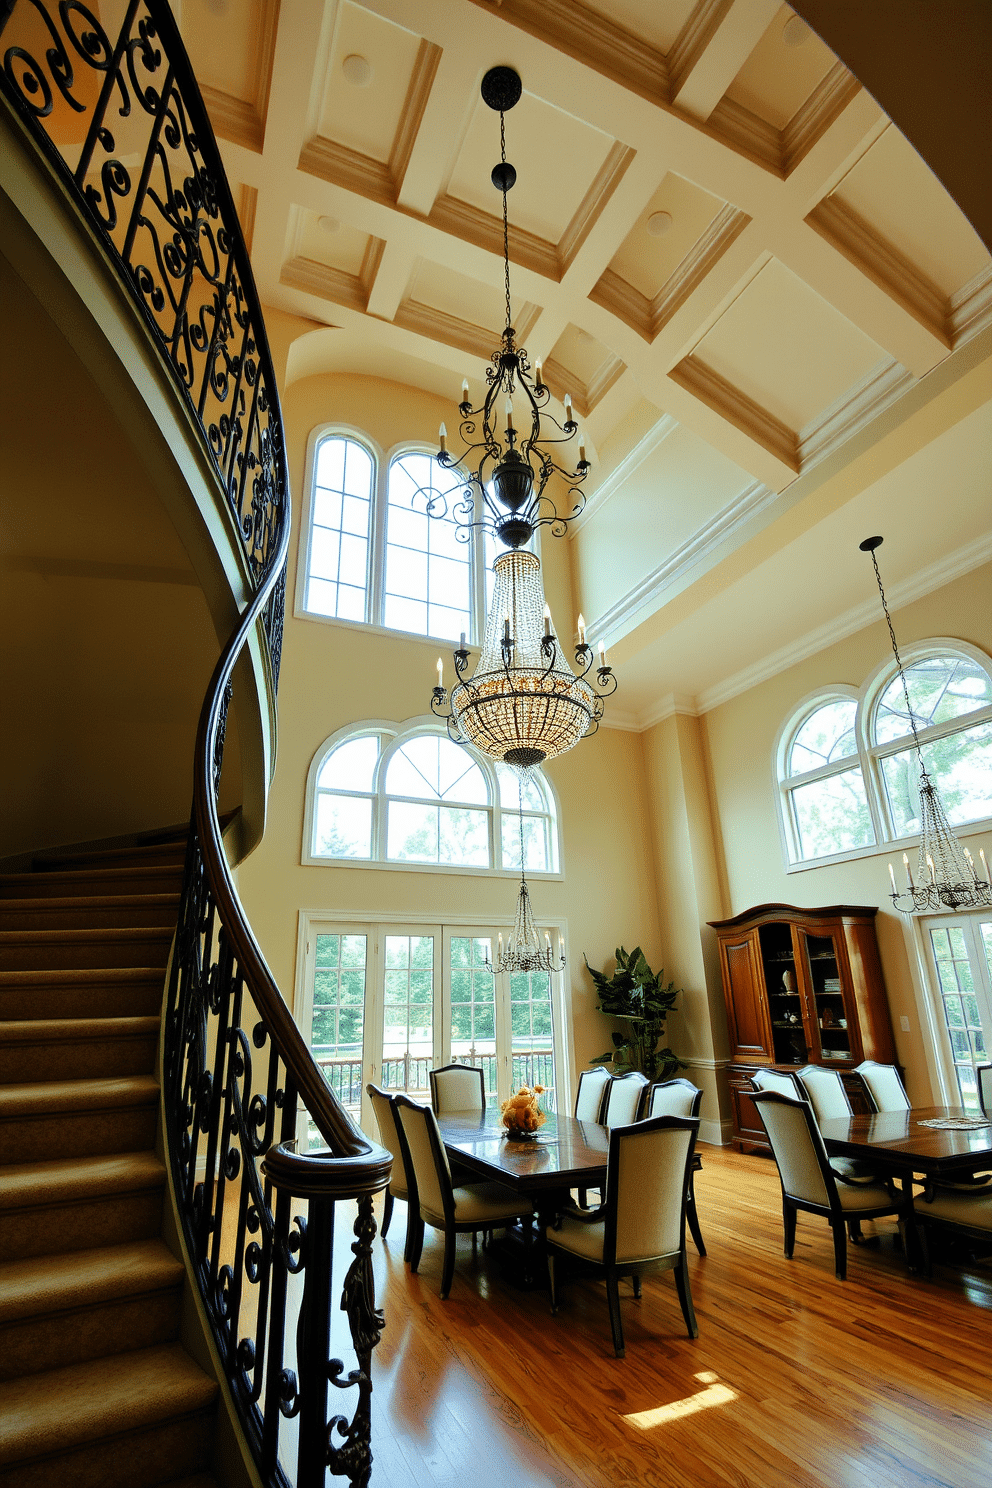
xmin=179 ymin=0 xmax=992 ymax=724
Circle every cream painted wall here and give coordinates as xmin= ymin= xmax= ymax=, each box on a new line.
xmin=701 ymin=561 xmax=992 ymax=1106
xmin=235 ymin=370 xmax=662 ymax=1087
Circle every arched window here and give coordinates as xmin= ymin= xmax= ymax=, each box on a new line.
xmin=305 ymin=721 xmax=561 ymax=874
xmin=299 ymin=430 xmax=524 ymax=644
xmin=776 ymin=642 xmax=992 ymax=868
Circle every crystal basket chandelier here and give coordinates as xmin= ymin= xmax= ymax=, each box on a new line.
xmin=861 ymin=536 xmax=992 ymax=913
xmin=427 ymin=65 xmax=618 ymax=769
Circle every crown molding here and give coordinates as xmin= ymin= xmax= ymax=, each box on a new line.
xmin=299 ymin=135 xmax=395 ymax=206
xmin=428 ymin=193 xmax=560 ymax=281
xmin=806 ymin=196 xmax=950 ymax=348
xmin=696 ymin=531 xmax=992 ymax=714
xmin=569 ymin=414 xmax=678 ymax=533
xmin=542 ymin=356 xmax=589 ymax=418
xmin=668 ymin=0 xmax=734 ymax=99
xmin=280 ymin=255 xmax=371 ymax=312
xmin=949 ymin=264 xmax=992 ymax=348
xmin=201 ymin=87 xmax=264 ymax=154
xmin=389 ymin=39 xmax=443 ymax=190
xmin=782 ymin=62 xmax=861 ymax=175
xmin=393 ymin=297 xmax=541 ymax=362
xmin=237 ymin=184 xmax=257 ymax=257
xmin=587 ymin=478 xmax=773 ymax=642
xmin=705 ymin=94 xmax=783 ymax=175
xmin=597 ymin=707 xmax=642 ymax=732
xmin=639 ymin=693 xmax=703 ymax=730
xmin=586 ymin=352 xmax=626 ymax=411
xmin=669 ymin=356 xmax=798 ymax=471
xmin=797 ymin=359 xmax=914 ymax=470
xmin=558 ymin=142 xmax=636 ymax=275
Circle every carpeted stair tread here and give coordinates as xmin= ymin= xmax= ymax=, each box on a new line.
xmin=0 ymin=1342 xmax=217 ymax=1467
xmin=0 ymin=968 xmax=164 ymax=1022
xmin=0 ymin=928 xmax=174 ymax=972
xmin=0 ymin=866 xmax=184 ymax=899
xmin=0 ymin=1015 xmax=159 ymax=1045
xmin=0 ymin=895 xmax=180 ymax=930
xmin=0 ymin=1151 xmax=165 ymax=1207
xmin=33 ymin=842 xmax=187 ymax=872
xmin=0 ymin=1240 xmax=182 ymax=1325
xmin=0 ymin=1074 xmax=158 ymax=1118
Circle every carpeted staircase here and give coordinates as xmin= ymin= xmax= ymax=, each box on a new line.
xmin=0 ymin=836 xmax=220 ymax=1488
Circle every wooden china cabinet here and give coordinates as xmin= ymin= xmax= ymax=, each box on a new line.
xmin=708 ymin=904 xmax=898 ymax=1154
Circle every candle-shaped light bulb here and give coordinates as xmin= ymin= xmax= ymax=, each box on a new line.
xmin=564 ymin=393 xmax=573 ymax=424
xmin=903 ymin=851 xmax=914 ymax=889
xmin=558 ymin=933 xmax=565 ymax=962
xmin=459 ymin=631 xmax=466 ymax=650
xmin=927 ymin=853 xmax=936 ymax=884
xmin=598 ymin=640 xmax=607 ymax=666
xmin=964 ymin=847 xmax=977 ymax=881
xmin=577 ymin=613 xmax=586 ymax=645
xmin=545 ymin=932 xmax=552 ymax=952
xmin=980 ymin=849 xmax=989 ymax=882
xmin=438 ymin=422 xmax=447 ymax=452
xmin=535 ymin=359 xmax=543 ymax=387
xmin=505 ymin=398 xmax=514 ymax=432
xmin=503 ymin=615 xmax=511 ymax=643
xmin=888 ymin=862 xmax=898 ymax=895
xmin=436 ymin=657 xmax=443 ymax=687
xmin=498 ymin=932 xmax=504 ymax=959
xmin=579 ymin=435 xmax=587 ymax=464
xmin=543 ymin=603 xmax=552 ymax=637
xmin=461 ymin=378 xmax=470 ymax=404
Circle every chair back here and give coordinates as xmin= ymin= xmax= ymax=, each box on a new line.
xmin=751 ymin=1092 xmax=833 ymax=1209
xmin=574 ymin=1065 xmax=611 ymax=1122
xmin=751 ymin=1068 xmax=801 ymax=1098
xmin=977 ymin=1064 xmax=992 ymax=1117
xmin=394 ymin=1095 xmax=453 ymax=1221
xmin=854 ymin=1060 xmax=910 ymax=1112
xmin=366 ymin=1082 xmax=408 ymax=1197
xmin=794 ymin=1064 xmax=852 ymax=1126
xmin=605 ymin=1116 xmax=698 ymax=1265
xmin=601 ymin=1072 xmax=649 ymax=1127
xmin=429 ymin=1063 xmax=485 ymax=1115
xmin=645 ymin=1078 xmax=702 ymax=1121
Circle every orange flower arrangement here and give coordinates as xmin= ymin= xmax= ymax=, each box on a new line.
xmin=500 ymin=1084 xmax=547 ymax=1139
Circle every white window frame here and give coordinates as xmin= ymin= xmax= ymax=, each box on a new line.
xmin=909 ymin=909 xmax=992 ymax=1107
xmin=295 ymin=424 xmax=531 ymax=646
xmin=302 ymin=716 xmax=563 ymax=879
xmin=774 ymin=639 xmax=992 ymax=873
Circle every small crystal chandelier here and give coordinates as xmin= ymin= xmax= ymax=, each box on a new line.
xmin=487 ymin=784 xmax=566 ymax=976
xmin=861 ymin=536 xmax=992 ymax=912
xmin=428 ymin=65 xmax=617 ymax=767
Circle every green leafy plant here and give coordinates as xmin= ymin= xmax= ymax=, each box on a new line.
xmin=585 ymin=946 xmax=684 ymax=1081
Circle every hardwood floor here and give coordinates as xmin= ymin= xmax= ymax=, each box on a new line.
xmin=346 ymin=1144 xmax=992 ymax=1488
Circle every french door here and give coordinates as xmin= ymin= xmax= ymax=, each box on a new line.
xmin=923 ymin=913 xmax=992 ymax=1109
xmin=296 ymin=917 xmax=567 ymax=1143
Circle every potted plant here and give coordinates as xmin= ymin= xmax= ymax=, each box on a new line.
xmin=585 ymin=946 xmax=684 ymax=1080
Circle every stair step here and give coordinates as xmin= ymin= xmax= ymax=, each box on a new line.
xmin=0 ymin=866 xmax=185 ymax=899
xmin=33 ymin=842 xmax=188 ymax=872
xmin=0 ymin=1342 xmax=216 ymax=1488
xmin=0 ymin=1075 xmax=159 ymax=1162
xmin=0 ymin=967 xmax=165 ymax=1021
xmin=0 ymin=1151 xmax=166 ymax=1260
xmin=0 ymin=1016 xmax=159 ymax=1082
xmin=0 ymin=895 xmax=180 ymax=931
xmin=0 ymin=927 xmax=174 ymax=972
xmin=0 ymin=1239 xmax=183 ymax=1380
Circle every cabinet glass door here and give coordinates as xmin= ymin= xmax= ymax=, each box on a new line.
xmin=798 ymin=929 xmax=853 ymax=1065
xmin=758 ymin=923 xmax=807 ymax=1065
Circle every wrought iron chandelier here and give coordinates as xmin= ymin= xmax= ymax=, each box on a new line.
xmin=428 ymin=65 xmax=617 ymax=769
xmin=861 ymin=536 xmax=992 ymax=913
xmin=487 ymin=783 xmax=566 ymax=976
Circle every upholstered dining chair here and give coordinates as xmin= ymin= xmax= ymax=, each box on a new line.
xmin=574 ymin=1065 xmax=611 ymax=1123
xmin=751 ymin=1091 xmax=915 ymax=1280
xmin=429 ymin=1062 xmax=485 ymax=1114
xmin=366 ymin=1082 xmax=421 ymax=1263
xmin=794 ymin=1064 xmax=879 ymax=1185
xmin=645 ymin=1078 xmax=706 ymax=1256
xmin=853 ymin=1060 xmax=911 ymax=1112
xmin=917 ymin=1183 xmax=992 ymax=1271
xmin=545 ymin=1114 xmax=700 ymax=1357
xmin=978 ymin=1064 xmax=992 ymax=1117
xmin=393 ymin=1094 xmax=533 ymax=1299
xmin=751 ymin=1068 xmax=802 ymax=1098
xmin=600 ymin=1071 xmax=650 ymax=1127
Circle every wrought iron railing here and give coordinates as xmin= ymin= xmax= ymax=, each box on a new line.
xmin=1 ymin=3 xmax=391 ymax=1486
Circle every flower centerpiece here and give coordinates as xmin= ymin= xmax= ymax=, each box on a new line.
xmin=500 ymin=1084 xmax=547 ymax=1140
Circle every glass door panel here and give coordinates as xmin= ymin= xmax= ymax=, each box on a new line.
xmin=798 ymin=930 xmax=853 ymax=1065
xmin=509 ymin=968 xmax=557 ymax=1111
xmin=448 ymin=935 xmax=497 ymax=1107
xmin=927 ymin=918 xmax=992 ymax=1109
xmin=381 ymin=933 xmax=435 ymax=1101
xmin=307 ymin=931 xmax=367 ymax=1141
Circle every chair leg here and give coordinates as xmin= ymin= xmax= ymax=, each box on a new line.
xmin=605 ymin=1270 xmax=625 ymax=1358
xmin=673 ymin=1249 xmax=698 ymax=1340
xmin=831 ymin=1218 xmax=848 ymax=1280
xmin=848 ymin=1218 xmax=863 ymax=1244
xmin=440 ymin=1227 xmax=457 ymax=1300
xmin=686 ymin=1173 xmax=707 ymax=1257
xmin=403 ymin=1204 xmax=418 ymax=1264
xmin=381 ymin=1189 xmax=394 ymax=1239
xmin=547 ymin=1251 xmax=559 ymax=1314
xmin=783 ymin=1198 xmax=798 ymax=1258
xmin=409 ymin=1213 xmax=425 ymax=1273
xmin=632 ymin=1273 xmax=642 ymax=1299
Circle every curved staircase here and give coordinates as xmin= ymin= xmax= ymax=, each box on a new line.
xmin=0 ymin=835 xmax=219 ymax=1488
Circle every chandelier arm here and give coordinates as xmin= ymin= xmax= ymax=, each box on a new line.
xmin=595 ymin=667 xmax=618 ymax=697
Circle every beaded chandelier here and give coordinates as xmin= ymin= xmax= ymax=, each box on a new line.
xmin=862 ymin=536 xmax=992 ymax=912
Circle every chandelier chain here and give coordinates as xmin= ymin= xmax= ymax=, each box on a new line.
xmin=868 ymin=546 xmax=927 ymax=767
xmin=500 ymin=109 xmax=512 ymax=332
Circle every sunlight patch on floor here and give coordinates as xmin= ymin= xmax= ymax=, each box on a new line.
xmin=623 ymin=1371 xmax=737 ymax=1430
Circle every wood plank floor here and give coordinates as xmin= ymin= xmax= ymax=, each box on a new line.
xmin=350 ymin=1144 xmax=992 ymax=1488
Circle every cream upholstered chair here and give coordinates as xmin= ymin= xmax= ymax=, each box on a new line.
xmin=751 ymin=1091 xmax=914 ymax=1280
xmin=574 ymin=1065 xmax=611 ymax=1123
xmin=918 ymin=1184 xmax=992 ymax=1270
xmin=545 ymin=1115 xmax=699 ymax=1357
xmin=366 ymin=1083 xmax=421 ymax=1263
xmin=601 ymin=1071 xmax=649 ymax=1127
xmin=429 ymin=1062 xmax=485 ymax=1114
xmin=794 ymin=1064 xmax=879 ymax=1186
xmin=751 ymin=1068 xmax=802 ymax=1098
xmin=394 ymin=1094 xmax=533 ymax=1299
xmin=853 ymin=1060 xmax=910 ymax=1112
xmin=978 ymin=1065 xmax=992 ymax=1117
xmin=645 ymin=1079 xmax=706 ymax=1256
